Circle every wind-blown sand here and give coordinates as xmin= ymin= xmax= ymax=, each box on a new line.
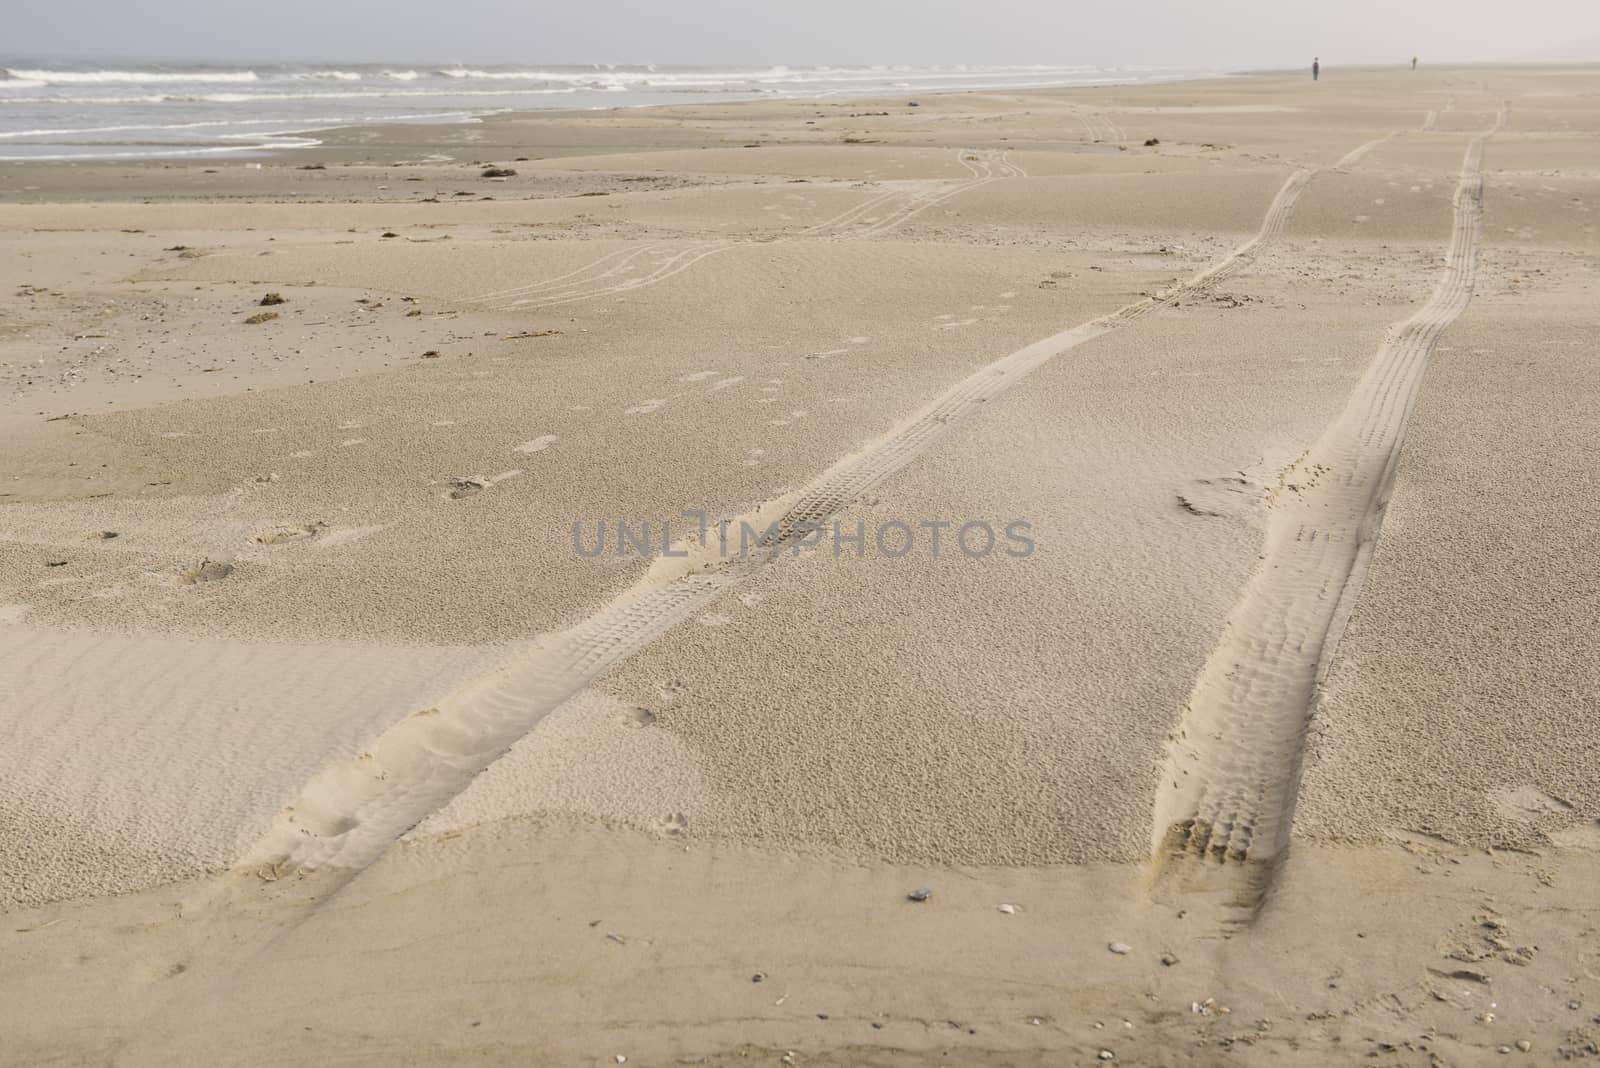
xmin=1 ymin=67 xmax=1598 ymax=1065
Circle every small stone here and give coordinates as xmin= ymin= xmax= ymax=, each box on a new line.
xmin=1570 ymin=1000 xmax=1582 ymax=1010
xmin=997 ymin=904 xmax=1017 ymax=915
xmin=481 ymin=166 xmax=517 ymax=178
xmin=1144 ymin=138 xmax=1160 ymax=147
xmin=751 ymin=972 xmax=766 ymax=983
xmin=258 ymin=292 xmax=286 ymax=306
xmin=1108 ymin=942 xmax=1132 ymax=955
xmin=1497 ymin=1046 xmax=1512 ymax=1055
xmin=96 ymin=531 xmax=118 ymax=540
xmin=907 ymin=887 xmax=932 ymax=902
xmin=1098 ymin=1051 xmax=1115 ymax=1061
xmin=1161 ymin=952 xmax=1180 ymax=966
xmin=1516 ymin=1041 xmax=1531 ymax=1052
xmin=614 ymin=1057 xmax=626 ymax=1065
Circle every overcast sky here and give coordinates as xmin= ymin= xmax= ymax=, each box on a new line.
xmin=5 ymin=0 xmax=1599 ymax=68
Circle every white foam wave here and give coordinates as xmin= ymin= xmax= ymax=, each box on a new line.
xmin=1 ymin=86 xmax=583 ymax=106
xmin=4 ymin=68 xmax=261 ymax=85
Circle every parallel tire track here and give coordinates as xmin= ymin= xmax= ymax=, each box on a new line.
xmin=242 ymin=147 xmax=1350 ymax=882
xmin=1150 ymin=111 xmax=1505 ymax=919
xmin=472 ymin=150 xmax=1023 ymax=312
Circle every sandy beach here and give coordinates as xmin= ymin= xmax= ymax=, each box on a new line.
xmin=2 ymin=66 xmax=1598 ymax=1065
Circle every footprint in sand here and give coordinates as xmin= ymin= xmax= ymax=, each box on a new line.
xmin=659 ymin=812 xmax=689 ymax=836
xmin=178 ymin=559 xmax=234 ymax=585
xmin=444 ymin=470 xmax=521 ymax=500
xmin=253 ymin=522 xmax=325 ymax=546
xmin=621 ymin=706 xmax=657 ymax=728
xmin=513 ymin=435 xmax=558 ymax=454
xmin=625 ymin=398 xmax=668 ymax=415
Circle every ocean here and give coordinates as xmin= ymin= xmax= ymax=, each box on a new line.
xmin=0 ymin=61 xmax=1207 ymax=161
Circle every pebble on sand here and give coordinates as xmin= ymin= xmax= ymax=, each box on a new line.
xmin=1108 ymin=942 xmax=1132 ymax=955
xmin=907 ymin=887 xmax=932 ymax=902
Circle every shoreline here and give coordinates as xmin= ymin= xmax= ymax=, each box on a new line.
xmin=0 ymin=64 xmax=1223 ymax=165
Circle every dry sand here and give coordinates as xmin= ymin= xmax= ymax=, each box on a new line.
xmin=1 ymin=66 xmax=1598 ymax=1065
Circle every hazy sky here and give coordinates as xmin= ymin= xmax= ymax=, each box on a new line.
xmin=5 ymin=0 xmax=1599 ymax=68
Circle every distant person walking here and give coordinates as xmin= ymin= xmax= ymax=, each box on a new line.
xmin=1312 ymin=57 xmax=1320 ymax=81
xmin=1412 ymin=56 xmax=1418 ymax=70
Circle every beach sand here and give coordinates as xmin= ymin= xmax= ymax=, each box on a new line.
xmin=1 ymin=67 xmax=1598 ymax=1064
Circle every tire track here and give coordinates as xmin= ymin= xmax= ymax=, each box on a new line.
xmin=471 ymin=150 xmax=1016 ymax=312
xmin=1150 ymin=111 xmax=1505 ymax=922
xmin=1334 ymin=132 xmax=1396 ymax=170
xmin=241 ymin=146 xmax=1352 ymax=884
